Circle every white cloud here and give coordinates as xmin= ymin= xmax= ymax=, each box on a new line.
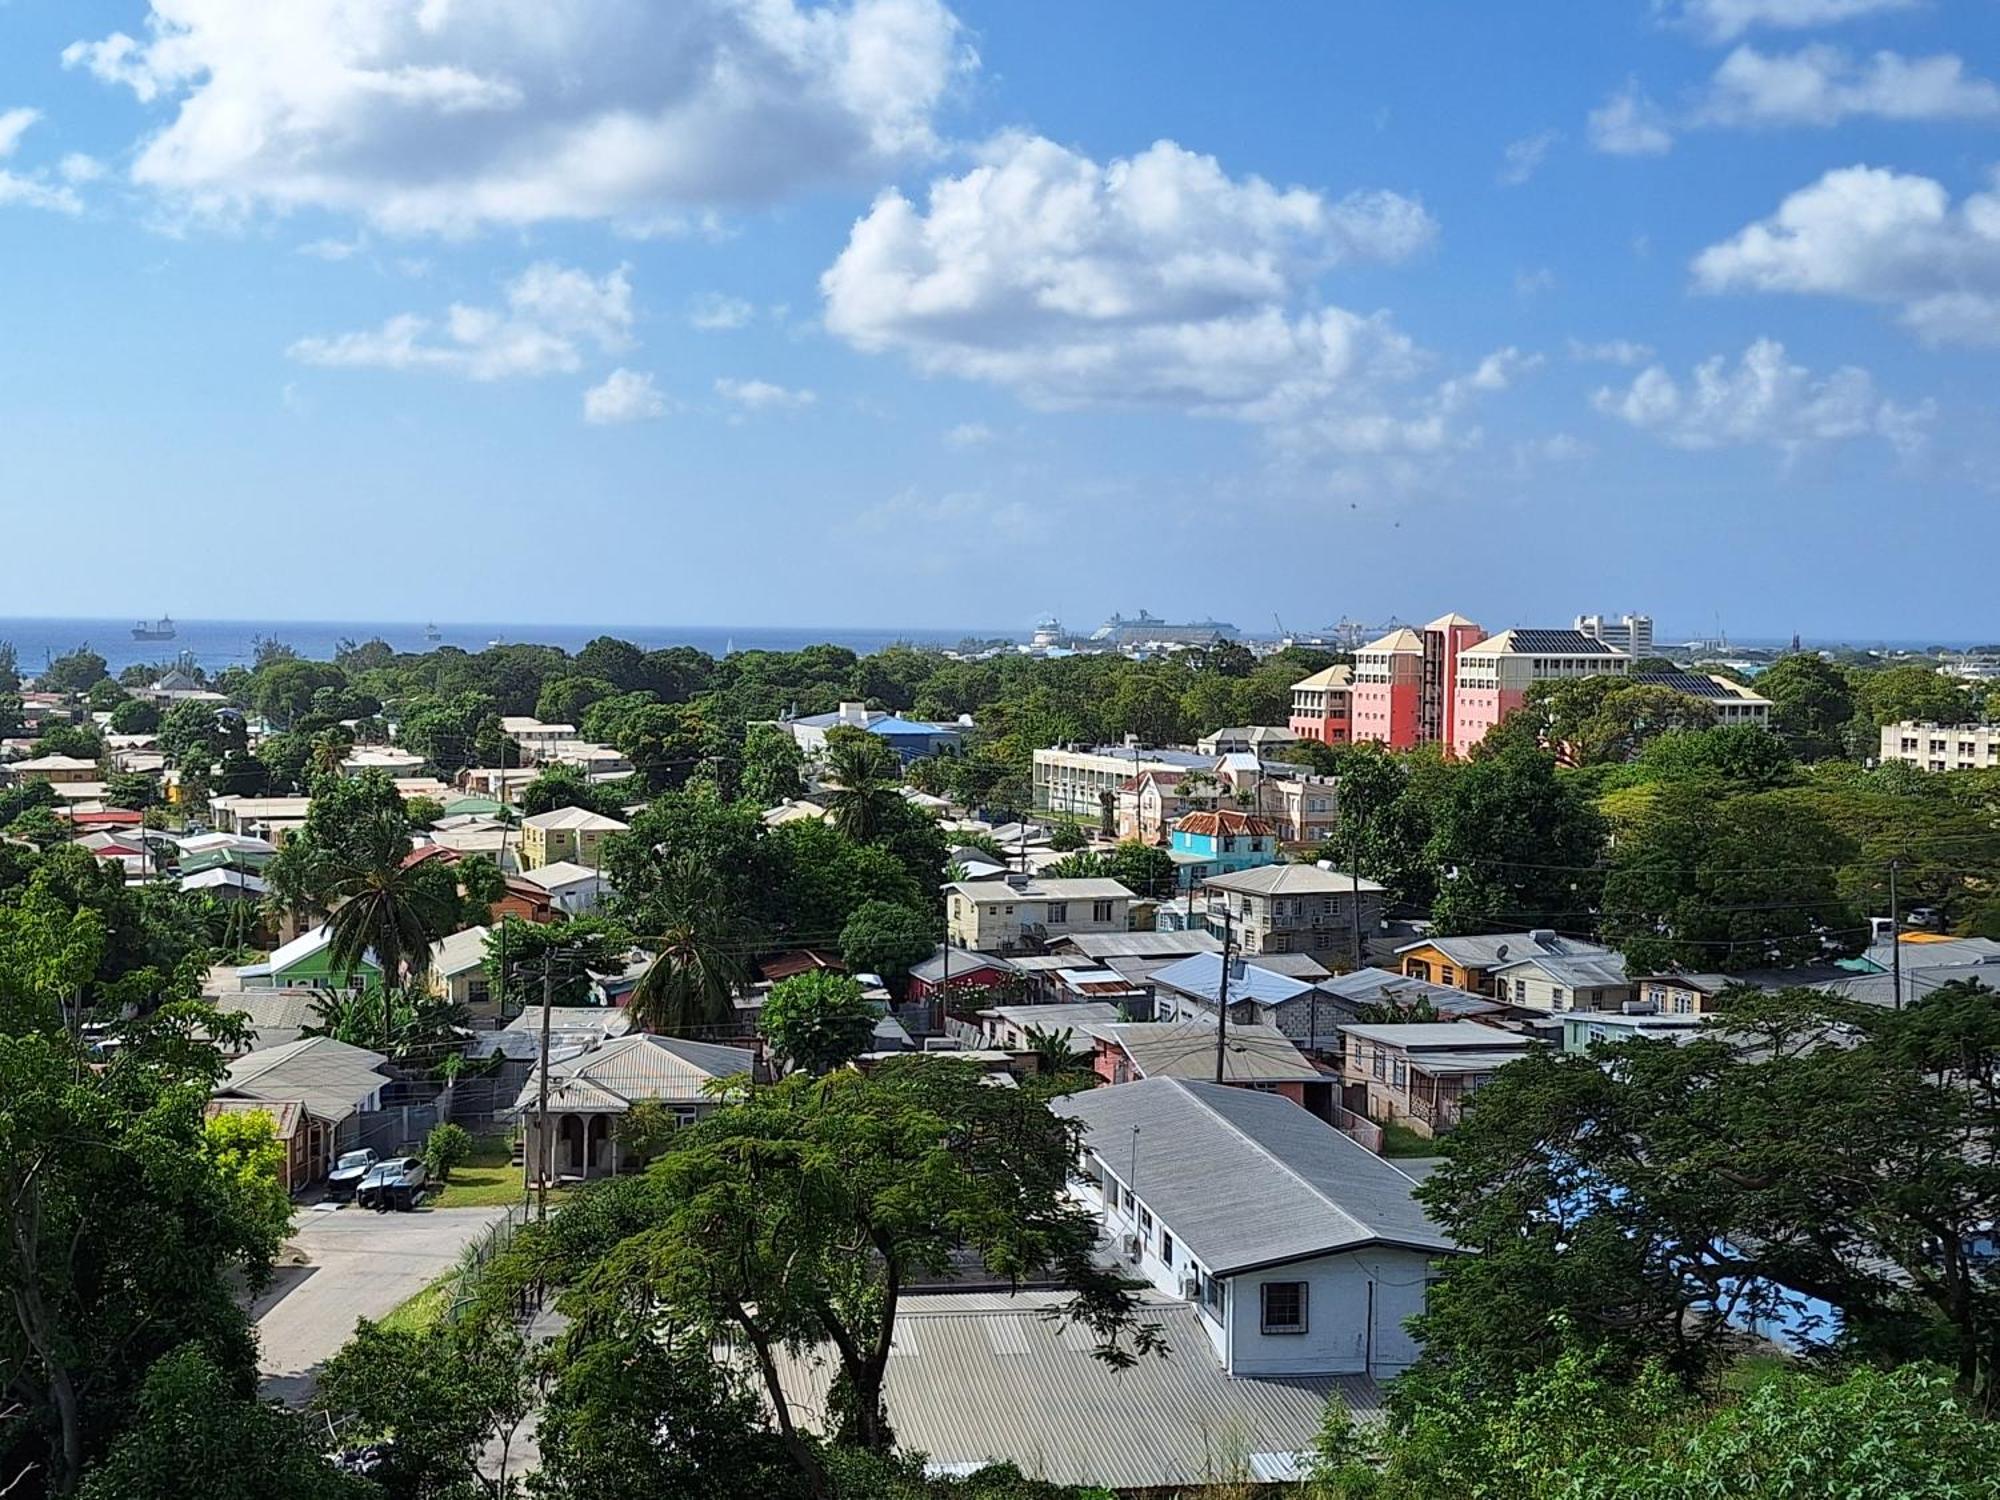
xmin=715 ymin=376 xmax=816 ymax=410
xmin=1497 ymin=130 xmax=1560 ymax=187
xmin=298 ymin=235 xmax=364 ymax=261
xmin=584 ymin=367 xmax=669 ymax=425
xmin=1659 ymin=0 xmax=1917 ymax=44
xmin=59 ymin=153 xmax=106 ymax=184
xmin=1693 ymin=165 xmax=2000 ymax=346
xmin=1435 ymin=347 xmax=1542 ymax=415
xmin=1699 ymin=45 xmax=2000 ymax=126
xmin=1569 ymin=337 xmax=1656 ymax=365
xmin=63 ymin=0 xmax=972 ymax=233
xmin=944 ymin=420 xmax=995 ymax=447
xmin=1592 ymin=338 xmax=1930 ymax=454
xmin=859 ymin=485 xmax=1035 ymax=540
xmin=821 ymin=131 xmax=1444 ymax=451
xmin=1588 ymin=80 xmax=1675 ymax=155
xmin=1514 ymin=266 xmax=1558 ymax=299
xmin=289 ymin=261 xmax=634 ymax=378
xmin=0 ymin=106 xmax=83 ymax=214
xmin=689 ymin=293 xmax=756 ymax=331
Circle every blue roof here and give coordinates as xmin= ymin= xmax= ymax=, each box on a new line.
xmin=1152 ymin=951 xmax=1311 ymax=1007
xmin=867 ymin=715 xmax=957 ymax=737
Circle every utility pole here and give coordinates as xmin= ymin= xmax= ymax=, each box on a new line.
xmin=1349 ymin=818 xmax=1366 ymax=974
xmin=495 ymin=731 xmax=510 ymax=1017
xmin=1889 ymin=858 xmax=1903 ymax=1012
xmin=1214 ymin=908 xmax=1234 ymax=1084
xmin=535 ymin=949 xmax=555 ymax=1221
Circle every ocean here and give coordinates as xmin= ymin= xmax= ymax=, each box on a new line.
xmin=0 ymin=618 xmax=1019 ymax=679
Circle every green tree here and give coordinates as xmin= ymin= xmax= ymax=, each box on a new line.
xmin=534 ymin=672 xmax=617 ymax=727
xmin=35 ymin=720 xmax=105 ymax=761
xmin=759 ymin=970 xmax=878 ymax=1075
xmin=483 ymin=915 xmax=631 ymax=1009
xmin=839 ymin=900 xmax=935 ymax=998
xmin=1426 ymin=745 xmax=1605 ymax=935
xmin=1757 ymin=654 xmax=1855 ymax=762
xmin=202 ymin=1108 xmax=296 ymax=1255
xmin=627 ymin=856 xmax=750 ymax=1036
xmin=1849 ymin=662 xmax=1974 ymax=732
xmin=248 ymin=659 xmax=348 ymax=730
xmin=104 ymin=771 xmax=160 ymax=812
xmin=107 ymin=697 xmax=161 ymax=734
xmin=1048 ymin=820 xmax=1087 ymax=853
xmin=40 ymin=647 xmax=110 ymax=695
xmin=423 ymin=1121 xmax=473 ymax=1181
xmin=396 ymin=690 xmax=506 ymax=772
xmin=741 ymin=722 xmax=807 ymax=807
xmin=518 ymin=762 xmax=625 ymax=820
xmin=823 ymin=729 xmax=905 ymax=843
xmin=1105 ymin=840 xmax=1177 ymax=901
xmin=156 ymin=701 xmax=244 ymax=765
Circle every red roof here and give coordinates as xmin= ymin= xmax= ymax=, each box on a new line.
xmin=68 ymin=809 xmax=144 ymax=828
xmin=757 ymin=949 xmax=846 ymax=983
xmin=402 ymin=844 xmax=462 ymax=869
xmin=1173 ymin=809 xmax=1275 ymax=838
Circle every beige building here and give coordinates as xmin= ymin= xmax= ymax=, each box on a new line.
xmin=1628 ymin=671 xmax=1773 ymax=726
xmin=1200 ymin=864 xmax=1385 ymax=964
xmin=947 ymin=875 xmax=1137 ymax=953
xmin=520 ymin=807 xmax=627 ymax=871
xmin=1034 ymin=744 xmax=1216 ymax=821
xmin=1881 ymin=721 xmax=2000 ymax=773
xmin=7 ymin=753 xmax=100 ymax=785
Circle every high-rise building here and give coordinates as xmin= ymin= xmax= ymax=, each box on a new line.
xmin=1350 ymin=628 xmax=1426 ymax=747
xmin=1420 ymin=612 xmax=1486 ymax=747
xmin=1452 ymin=630 xmax=1632 ymax=757
xmin=1574 ymin=612 xmax=1654 ymax=661
xmin=1288 ymin=664 xmax=1354 ymax=744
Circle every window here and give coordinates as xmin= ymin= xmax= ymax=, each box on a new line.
xmin=1440 ymin=965 xmax=1456 ymax=986
xmin=1392 ymin=1059 xmax=1407 ymax=1087
xmin=1138 ymin=1206 xmax=1154 ymax=1237
xmin=1372 ymin=1048 xmax=1387 ymax=1080
xmin=1160 ymin=1230 xmax=1175 ymax=1265
xmin=1092 ymin=900 xmax=1114 ymax=922
xmin=1551 ymin=986 xmax=1566 ymax=1009
xmin=1260 ymin=1280 xmax=1308 ymax=1334
xmin=1047 ymin=902 xmax=1068 ymax=924
xmin=1514 ymin=979 xmax=1527 ymax=1002
xmin=673 ymin=1108 xmax=699 ymax=1128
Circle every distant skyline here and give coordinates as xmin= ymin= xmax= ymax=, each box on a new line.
xmin=2 ymin=2 xmax=1997 ymax=636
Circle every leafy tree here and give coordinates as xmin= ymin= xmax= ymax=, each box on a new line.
xmin=1849 ymin=662 xmax=1974 ymax=733
xmin=1486 ymin=677 xmax=1715 ymax=765
xmin=822 ymin=730 xmax=905 ymax=843
xmin=107 ymin=697 xmax=160 ymax=734
xmin=740 ymin=722 xmax=806 ymax=807
xmin=156 ymin=701 xmax=244 ymax=765
xmin=77 ymin=1346 xmax=371 ymax=1500
xmin=1105 ymin=840 xmax=1176 ymax=901
xmin=518 ymin=762 xmax=626 ymax=820
xmin=839 ymin=900 xmax=935 ymax=998
xmin=0 ymin=640 xmax=16 ymax=693
xmin=85 ymin=679 xmax=128 ymax=712
xmin=248 ymin=659 xmax=347 ymax=729
xmin=211 ymin=749 xmax=271 ymax=798
xmin=759 ymin=970 xmax=878 ymax=1075
xmin=1757 ymin=654 xmax=1855 ymax=762
xmin=1426 ymin=745 xmax=1605 ymax=935
xmin=534 ymin=672 xmax=617 ymax=727
xmin=1601 ymin=783 xmax=1861 ymax=972
xmin=35 ymin=721 xmax=104 ymax=761
xmin=1629 ymin=723 xmax=1795 ymax=788
xmin=483 ymin=915 xmax=631 ymax=1010
xmin=403 ymin=794 xmax=445 ymax=829
xmin=104 ymin=771 xmax=160 ymax=812
xmin=422 ymin=1121 xmax=473 ymax=1181
xmin=768 ymin=819 xmax=923 ymax=948
xmin=615 ymin=701 xmax=720 ymax=794
xmin=202 ymin=1109 xmax=296 ymax=1255
xmin=396 ymin=690 xmax=507 ymax=772
xmin=628 ymin=855 xmax=750 ymax=1036
xmin=40 ymin=647 xmax=110 ymax=695
xmin=1048 ymin=820 xmax=1087 ymax=853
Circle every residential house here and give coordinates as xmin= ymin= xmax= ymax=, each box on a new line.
xmin=205 ymin=1098 xmax=318 ymax=1196
xmin=494 ymin=876 xmax=559 ymax=925
xmin=1115 ymin=768 xmax=1209 ymax=842
xmin=1488 ymin=952 xmax=1633 ymax=1013
xmin=1630 ymin=964 xmax=1864 ymax=1017
xmin=429 ymin=925 xmax=494 ymax=1015
xmin=237 ymin=925 xmax=383 ymax=991
xmin=178 ymin=867 xmax=270 ymax=903
xmin=208 ymin=794 xmax=313 ymax=845
xmin=1336 ymin=1022 xmax=1538 ymax=1138
xmin=457 ymin=766 xmax=540 ymax=804
xmin=519 ymin=806 xmax=627 ymax=871
xmin=1034 ymin=742 xmax=1215 ymax=821
xmin=1395 ymin=929 xmax=1615 ymax=997
xmin=1197 ymin=726 xmax=1299 ymax=756
xmin=1312 ymin=967 xmax=1516 ymax=1023
xmin=341 ymin=746 xmax=426 ymax=778
xmin=1152 ymin=949 xmax=1322 ymax=1037
xmin=906 ymin=945 xmax=1020 ymax=1002
xmin=1200 ymin=864 xmax=1386 ymax=966
xmin=1055 ymin=1078 xmax=1455 ymax=1379
xmin=206 ymin=988 xmax=324 ymax=1054
xmin=979 ymin=1001 xmax=1125 ymax=1054
xmin=138 ymin=669 xmax=228 ymax=708
xmin=779 ymin=701 xmax=966 ymax=763
xmin=1561 ymin=1012 xmax=1705 ymax=1052
xmin=1168 ymin=809 xmax=1278 ymax=888
xmin=544 ymin=741 xmax=635 ymax=779
xmin=499 ymin=717 xmax=578 ymax=760
xmin=1250 ymin=765 xmax=1339 ymax=846
xmin=946 ymin=875 xmax=1136 ymax=953
xmin=515 ymin=1035 xmax=753 ymax=1182
xmin=1288 ymin=665 xmax=1354 ymax=745
xmin=1451 ymin=628 xmax=1631 ymax=758
xmin=212 ymin=1036 xmax=393 ymax=1170
xmin=1093 ymin=1021 xmax=1322 ymax=1103
xmin=7 ymin=754 xmax=100 ymax=785
xmin=516 ymin=860 xmax=614 ymax=915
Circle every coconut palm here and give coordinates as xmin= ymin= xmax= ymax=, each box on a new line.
xmin=323 ymin=820 xmax=456 ymax=1052
xmin=822 ymin=732 xmax=903 ymax=843
xmin=628 ymin=855 xmax=750 ymax=1036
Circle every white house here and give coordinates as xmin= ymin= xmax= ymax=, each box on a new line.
xmin=1053 ymin=1078 xmax=1455 ymax=1380
xmin=946 ymin=875 xmax=1136 ymax=953
xmin=1487 ymin=952 xmax=1632 ymax=1013
xmin=516 ymin=860 xmax=614 ymax=915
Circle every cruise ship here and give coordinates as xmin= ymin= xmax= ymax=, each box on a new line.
xmin=1089 ymin=610 xmax=1239 ymax=647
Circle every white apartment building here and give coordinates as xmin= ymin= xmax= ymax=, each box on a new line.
xmin=1451 ymin=630 xmax=1632 ymax=757
xmin=1628 ymin=671 xmax=1773 ymax=726
xmin=946 ymin=875 xmax=1136 ymax=952
xmin=1033 ymin=743 xmax=1215 ymax=820
xmin=1882 ymin=722 xmax=2000 ymax=773
xmin=1575 ymin=612 xmax=1654 ymax=660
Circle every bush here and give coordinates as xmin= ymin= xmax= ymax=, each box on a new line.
xmin=423 ymin=1122 xmax=473 ymax=1182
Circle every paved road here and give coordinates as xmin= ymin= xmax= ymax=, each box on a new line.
xmin=254 ymin=1203 xmax=510 ymax=1403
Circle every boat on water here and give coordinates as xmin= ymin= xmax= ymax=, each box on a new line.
xmin=424 ymin=622 xmax=442 ymax=642
xmin=131 ymin=614 xmax=176 ymax=641
xmin=1089 ymin=610 xmax=1238 ymax=646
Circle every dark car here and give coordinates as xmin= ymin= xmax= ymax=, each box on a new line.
xmin=327 ymin=1149 xmax=378 ymax=1202
xmin=358 ymin=1157 xmax=428 ymax=1212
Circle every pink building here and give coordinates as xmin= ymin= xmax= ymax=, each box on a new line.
xmin=1420 ymin=612 xmax=1486 ymax=747
xmin=1350 ymin=628 xmax=1425 ymax=747
xmin=1288 ymin=665 xmax=1353 ymax=744
xmin=1450 ymin=628 xmax=1632 ymax=757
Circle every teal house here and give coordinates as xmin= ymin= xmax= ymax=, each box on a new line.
xmin=1167 ymin=810 xmax=1278 ymax=890
xmin=238 ymin=925 xmax=384 ymax=991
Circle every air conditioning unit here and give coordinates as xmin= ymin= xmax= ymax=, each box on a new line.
xmin=1180 ymin=1275 xmax=1202 ymax=1301
xmin=1123 ymin=1235 xmax=1143 ymax=1263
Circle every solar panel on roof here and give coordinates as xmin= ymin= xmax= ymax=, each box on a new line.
xmin=1510 ymin=629 xmax=1618 ymax=654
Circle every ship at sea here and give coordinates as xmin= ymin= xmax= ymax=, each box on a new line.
xmin=1089 ymin=610 xmax=1238 ymax=648
xmin=131 ymin=614 xmax=176 ymax=642
xmin=424 ymin=621 xmax=442 ymax=642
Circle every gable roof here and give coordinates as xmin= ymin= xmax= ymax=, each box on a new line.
xmin=1151 ymin=951 xmax=1312 ymax=1008
xmin=1174 ymin=809 xmax=1275 ymax=839
xmin=1290 ymin=665 xmax=1354 ymax=691
xmin=430 ymin=924 xmax=490 ymax=977
xmin=1315 ymin=967 xmax=1510 ymax=1017
xmin=1203 ymin=864 xmax=1383 ymax=897
xmin=1491 ymin=953 xmax=1631 ymax=989
xmin=1396 ymin=930 xmax=1611 ymax=969
xmin=1359 ymin=628 xmax=1424 ymax=654
xmin=1465 ymin=628 xmax=1624 ymax=657
xmin=206 ymin=1097 xmax=306 ymax=1140
xmin=218 ymin=1036 xmax=389 ymax=1121
xmin=237 ymin=924 xmax=379 ymax=979
xmin=513 ymin=1033 xmax=753 ymax=1112
xmin=516 ymin=860 xmax=606 ymax=892
xmin=521 ymin=807 xmax=628 ymax=832
xmin=1054 ymin=1079 xmax=1454 ymax=1271
xmin=1105 ymin=1022 xmax=1321 ymax=1085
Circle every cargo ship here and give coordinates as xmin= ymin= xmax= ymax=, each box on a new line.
xmin=131 ymin=615 xmax=177 ymax=641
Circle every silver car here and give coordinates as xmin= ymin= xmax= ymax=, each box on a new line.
xmin=327 ymin=1149 xmax=378 ymax=1202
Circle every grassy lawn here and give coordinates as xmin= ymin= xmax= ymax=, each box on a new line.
xmin=1380 ymin=1121 xmax=1438 ymax=1157
xmin=427 ymin=1133 xmax=527 ymax=1210
xmin=377 ymin=1273 xmax=456 ymax=1335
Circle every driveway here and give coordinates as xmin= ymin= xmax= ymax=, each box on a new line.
xmin=254 ymin=1203 xmax=511 ymax=1403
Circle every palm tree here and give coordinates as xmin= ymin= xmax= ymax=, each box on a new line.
xmin=323 ymin=821 xmax=456 ymax=1053
xmin=628 ymin=856 xmax=750 ymax=1037
xmin=822 ymin=733 xmax=903 ymax=843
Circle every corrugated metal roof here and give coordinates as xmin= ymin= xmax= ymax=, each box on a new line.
xmin=1054 ymin=1080 xmax=1454 ymax=1271
xmin=1396 ymin=930 xmax=1612 ymax=969
xmin=512 ymin=1033 xmax=751 ymax=1111
xmin=1490 ymin=953 xmax=1631 ymax=988
xmin=1106 ymin=1022 xmax=1321 ymax=1084
xmin=1154 ymin=951 xmax=1310 ymax=1007
xmin=769 ymin=1290 xmax=1381 ymax=1491
xmin=1058 ymin=931 xmax=1222 ymax=960
xmin=1203 ymin=865 xmax=1384 ymax=896
xmin=218 ymin=1037 xmax=388 ymax=1121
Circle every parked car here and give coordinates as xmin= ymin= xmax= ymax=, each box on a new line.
xmin=327 ymin=1149 xmax=378 ymax=1202
xmin=358 ymin=1157 xmax=428 ymax=1212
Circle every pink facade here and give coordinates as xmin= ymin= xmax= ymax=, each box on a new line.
xmin=1420 ymin=614 xmax=1486 ymax=748
xmin=1449 ymin=685 xmax=1526 ymax=758
xmin=1288 ymin=666 xmax=1353 ymax=745
xmin=1350 ymin=629 xmax=1425 ymax=747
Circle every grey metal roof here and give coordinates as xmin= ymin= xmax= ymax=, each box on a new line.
xmin=769 ymin=1290 xmax=1380 ymax=1491
xmin=1054 ymin=1079 xmax=1455 ymax=1272
xmin=1152 ymin=951 xmax=1311 ymax=1008
xmin=1491 ymin=953 xmax=1631 ymax=989
xmin=217 ymin=1037 xmax=389 ymax=1122
xmin=1056 ymin=930 xmax=1223 ymax=960
xmin=1395 ymin=930 xmax=1612 ymax=969
xmin=1105 ymin=1022 xmax=1321 ymax=1084
xmin=512 ymin=1033 xmax=751 ymax=1112
xmin=1203 ymin=864 xmax=1385 ymax=896
xmin=1334 ymin=1022 xmax=1532 ymax=1052
xmin=909 ymin=945 xmax=1018 ymax=983
xmin=1821 ymin=960 xmax=2000 ymax=1010
xmin=987 ymin=1003 xmax=1125 ymax=1040
xmin=1863 ymin=936 xmax=2000 ymax=970
xmin=1315 ymin=967 xmax=1508 ymax=1017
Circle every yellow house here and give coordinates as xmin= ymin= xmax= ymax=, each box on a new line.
xmin=520 ymin=807 xmax=628 ymax=871
xmin=1394 ymin=930 xmax=1617 ymax=996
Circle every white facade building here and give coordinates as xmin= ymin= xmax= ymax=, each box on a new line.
xmin=1881 ymin=721 xmax=2000 ymax=773
xmin=1575 ymin=612 xmax=1655 ymax=660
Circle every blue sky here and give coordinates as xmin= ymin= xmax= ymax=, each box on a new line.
xmin=1 ymin=0 xmax=1996 ymax=640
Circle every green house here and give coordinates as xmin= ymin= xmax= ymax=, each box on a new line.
xmin=238 ymin=925 xmax=383 ymax=990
